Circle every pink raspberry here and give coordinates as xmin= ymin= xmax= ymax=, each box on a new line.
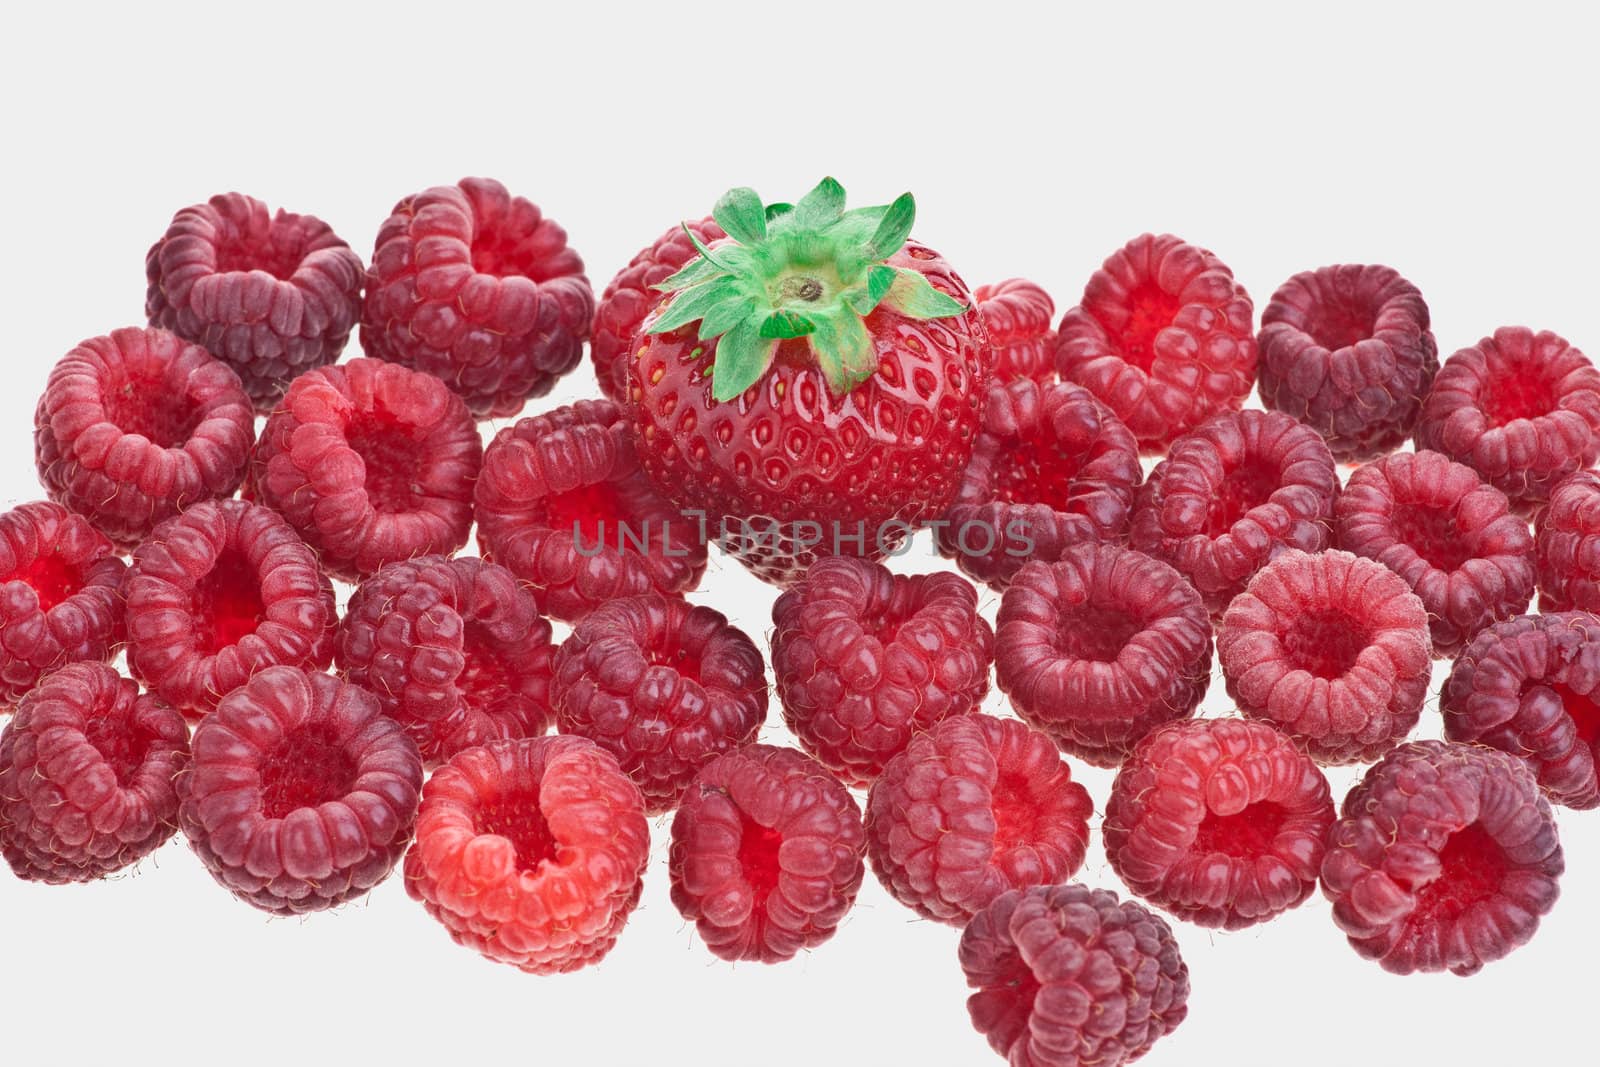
xmin=975 ymin=279 xmax=1056 ymax=383
xmin=1534 ymin=469 xmax=1600 ymax=612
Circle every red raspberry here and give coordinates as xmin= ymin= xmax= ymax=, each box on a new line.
xmin=1217 ymin=549 xmax=1432 ymax=764
xmin=145 ymin=192 xmax=364 ymax=411
xmin=404 ymin=735 xmax=650 ymax=974
xmin=770 ymin=556 xmax=994 ymax=788
xmin=1441 ymin=612 xmax=1600 ymax=810
xmin=179 ymin=666 xmax=422 ymax=913
xmin=669 ymin=744 xmax=866 ymax=963
xmin=995 ymin=547 xmax=1212 ymax=767
xmin=1054 ymin=232 xmax=1257 ymax=453
xmin=125 ymin=499 xmax=337 ymax=717
xmin=246 ymin=358 xmax=482 ymax=582
xmin=1129 ymin=409 xmax=1339 ymax=615
xmin=1321 ymin=739 xmax=1563 ymax=976
xmin=337 ymin=555 xmax=555 ymax=766
xmin=866 ymin=714 xmax=1092 ymax=925
xmin=590 ymin=216 xmax=725 ymax=401
xmin=0 ymin=501 xmax=126 ymax=707
xmin=475 ymin=399 xmax=706 ymax=622
xmin=360 ymin=177 xmax=594 ymax=418
xmin=0 ymin=664 xmax=187 ymax=884
xmin=1534 ymin=469 xmax=1600 ymax=612
xmin=975 ymin=279 xmax=1056 ymax=383
xmin=1257 ymin=264 xmax=1438 ymax=461
xmin=960 ymin=884 xmax=1189 ymax=1067
xmin=1104 ymin=717 xmax=1336 ymax=929
xmin=552 ymin=595 xmax=767 ymax=813
xmin=34 ymin=327 xmax=254 ymax=548
xmin=938 ymin=379 xmax=1141 ymax=588
xmin=1334 ymin=449 xmax=1535 ymax=657
xmin=1415 ymin=326 xmax=1600 ymax=512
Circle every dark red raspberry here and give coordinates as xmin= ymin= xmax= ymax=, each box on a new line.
xmin=1335 ymin=449 xmax=1535 ymax=657
xmin=475 ymin=399 xmax=706 ymax=622
xmin=404 ymin=735 xmax=650 ymax=974
xmin=125 ymin=499 xmax=337 ymax=717
xmin=179 ymin=666 xmax=421 ymax=913
xmin=1257 ymin=264 xmax=1438 ymax=461
xmin=145 ymin=192 xmax=364 ymax=411
xmin=247 ymin=358 xmax=482 ymax=582
xmin=0 ymin=664 xmax=187 ymax=884
xmin=338 ymin=555 xmax=555 ymax=766
xmin=770 ymin=556 xmax=994 ymax=788
xmin=0 ymin=501 xmax=126 ymax=707
xmin=994 ymin=547 xmax=1212 ymax=767
xmin=1321 ymin=739 xmax=1563 ymax=976
xmin=590 ymin=216 xmax=725 ymax=401
xmin=1441 ymin=612 xmax=1600 ymax=810
xmin=938 ymin=379 xmax=1141 ymax=587
xmin=976 ymin=278 xmax=1056 ymax=384
xmin=1104 ymin=717 xmax=1335 ymax=930
xmin=1129 ymin=409 xmax=1339 ymax=615
xmin=1415 ymin=327 xmax=1600 ymax=512
xmin=34 ymin=327 xmax=254 ymax=548
xmin=1534 ymin=469 xmax=1600 ymax=612
xmin=669 ymin=744 xmax=866 ymax=963
xmin=960 ymin=884 xmax=1189 ymax=1067
xmin=1054 ymin=232 xmax=1257 ymax=453
xmin=1217 ymin=549 xmax=1432 ymax=764
xmin=866 ymin=714 xmax=1092 ymax=925
xmin=361 ymin=177 xmax=594 ymax=418
xmin=552 ymin=595 xmax=766 ymax=813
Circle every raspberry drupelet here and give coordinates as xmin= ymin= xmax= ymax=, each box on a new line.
xmin=145 ymin=192 xmax=364 ymax=410
xmin=1535 ymin=469 xmax=1600 ymax=612
xmin=866 ymin=714 xmax=1093 ymax=925
xmin=34 ymin=326 xmax=254 ymax=549
xmin=994 ymin=547 xmax=1212 ymax=767
xmin=938 ymin=379 xmax=1142 ymax=587
xmin=1321 ymin=740 xmax=1563 ymax=976
xmin=404 ymin=735 xmax=651 ymax=974
xmin=0 ymin=663 xmax=188 ymax=883
xmin=975 ymin=278 xmax=1056 ymax=383
xmin=669 ymin=744 xmax=866 ymax=964
xmin=361 ymin=177 xmax=594 ymax=418
xmin=247 ymin=358 xmax=482 ymax=582
xmin=770 ymin=555 xmax=994 ymax=788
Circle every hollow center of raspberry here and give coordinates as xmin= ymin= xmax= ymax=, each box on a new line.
xmin=1303 ymin=297 xmax=1377 ymax=350
xmin=192 ymin=549 xmax=265 ymax=655
xmin=1054 ymin=606 xmax=1141 ymax=662
xmin=1552 ymin=683 xmax=1600 ymax=751
xmin=83 ymin=716 xmax=154 ymax=786
xmin=458 ymin=625 xmax=513 ymax=710
xmin=737 ymin=814 xmax=785 ymax=906
xmin=259 ymin=728 xmax=358 ymax=819
xmin=1109 ymin=281 xmax=1182 ymax=374
xmin=1206 ymin=457 xmax=1280 ymax=534
xmin=538 ymin=481 xmax=628 ymax=546
xmin=992 ymin=438 xmax=1086 ymax=507
xmin=1390 ymin=502 xmax=1472 ymax=572
xmin=104 ymin=383 xmax=201 ymax=448
xmin=470 ymin=226 xmax=550 ymax=281
xmin=1407 ymin=821 xmax=1511 ymax=926
xmin=1483 ymin=373 xmax=1558 ymax=427
xmin=213 ymin=230 xmax=304 ymax=280
xmin=645 ymin=638 xmax=703 ymax=681
xmin=345 ymin=422 xmax=425 ymax=513
xmin=477 ymin=789 xmax=559 ymax=873
xmin=990 ymin=773 xmax=1044 ymax=852
xmin=8 ymin=551 xmax=84 ymax=611
xmin=1283 ymin=610 xmax=1369 ymax=678
xmin=1192 ymin=801 xmax=1288 ymax=858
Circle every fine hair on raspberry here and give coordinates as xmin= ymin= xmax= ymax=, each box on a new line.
xmin=1535 ymin=469 xmax=1600 ymax=612
xmin=975 ymin=278 xmax=1056 ymax=383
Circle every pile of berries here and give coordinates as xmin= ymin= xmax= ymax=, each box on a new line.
xmin=5 ymin=174 xmax=1597 ymax=1067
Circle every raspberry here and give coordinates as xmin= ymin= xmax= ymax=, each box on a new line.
xmin=770 ymin=556 xmax=994 ymax=788
xmin=404 ymin=735 xmax=650 ymax=974
xmin=590 ymin=216 xmax=725 ymax=401
xmin=960 ymin=885 xmax=1189 ymax=1067
xmin=145 ymin=192 xmax=364 ymax=411
xmin=179 ymin=666 xmax=422 ymax=913
xmin=975 ymin=279 xmax=1056 ymax=383
xmin=1104 ymin=717 xmax=1336 ymax=929
xmin=246 ymin=358 xmax=482 ymax=582
xmin=1534 ymin=469 xmax=1600 ymax=612
xmin=1321 ymin=739 xmax=1563 ymax=976
xmin=1055 ymin=232 xmax=1257 ymax=453
xmin=475 ymin=400 xmax=706 ymax=622
xmin=1415 ymin=327 xmax=1600 ymax=512
xmin=1441 ymin=612 xmax=1600 ymax=810
xmin=361 ymin=177 xmax=594 ymax=418
xmin=938 ymin=379 xmax=1141 ymax=588
xmin=1217 ymin=549 xmax=1432 ymax=764
xmin=337 ymin=555 xmax=556 ymax=766
xmin=866 ymin=714 xmax=1093 ymax=925
xmin=552 ymin=595 xmax=767 ymax=813
xmin=1335 ymin=449 xmax=1535 ymax=657
xmin=125 ymin=499 xmax=337 ymax=717
xmin=1129 ymin=409 xmax=1339 ymax=615
xmin=994 ymin=547 xmax=1212 ymax=767
xmin=0 ymin=501 xmax=126 ymax=707
xmin=1257 ymin=264 xmax=1438 ymax=461
xmin=34 ymin=327 xmax=254 ymax=548
xmin=669 ymin=744 xmax=866 ymax=963
xmin=0 ymin=664 xmax=187 ymax=883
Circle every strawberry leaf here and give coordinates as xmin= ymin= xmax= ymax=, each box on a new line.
xmin=713 ymin=187 xmax=766 ymax=245
xmin=709 ymin=317 xmax=776 ymax=402
xmin=794 ymin=177 xmax=846 ymax=230
xmin=884 ymin=267 xmax=967 ymax=319
xmin=808 ymin=310 xmax=876 ymax=393
xmin=866 ymin=193 xmax=915 ymax=260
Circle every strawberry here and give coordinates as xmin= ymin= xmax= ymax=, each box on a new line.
xmin=627 ymin=178 xmax=990 ymax=586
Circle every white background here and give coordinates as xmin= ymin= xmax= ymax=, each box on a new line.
xmin=2 ymin=3 xmax=1595 ymax=1065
